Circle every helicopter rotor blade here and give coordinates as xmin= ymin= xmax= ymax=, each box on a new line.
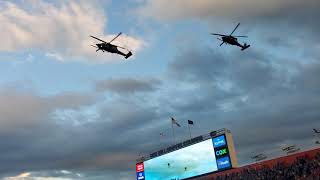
xmin=230 ymin=23 xmax=240 ymax=36
xmin=233 ymin=35 xmax=248 ymax=38
xmin=108 ymin=32 xmax=122 ymax=44
xmin=211 ymin=33 xmax=227 ymax=36
xmin=90 ymin=35 xmax=107 ymax=43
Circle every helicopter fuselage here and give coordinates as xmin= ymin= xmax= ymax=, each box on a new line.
xmin=222 ymin=36 xmax=240 ymax=46
xmin=221 ymin=36 xmax=250 ymax=50
xmin=97 ymin=43 xmax=123 ymax=54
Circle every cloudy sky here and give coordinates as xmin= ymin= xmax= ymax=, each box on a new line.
xmin=0 ymin=0 xmax=319 ymax=179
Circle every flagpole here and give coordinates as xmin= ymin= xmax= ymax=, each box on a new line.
xmin=172 ymin=122 xmax=176 ymax=145
xmin=188 ymin=123 xmax=192 ymax=139
xmin=159 ymin=132 xmax=163 ymax=148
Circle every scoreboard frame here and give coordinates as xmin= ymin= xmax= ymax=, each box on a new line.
xmin=136 ymin=128 xmax=238 ymax=180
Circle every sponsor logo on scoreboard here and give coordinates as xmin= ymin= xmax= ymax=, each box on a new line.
xmin=217 ymin=156 xmax=231 ymax=170
xmin=215 ymin=147 xmax=228 ymax=157
xmin=136 ymin=172 xmax=145 ymax=180
xmin=136 ymin=163 xmax=144 ymax=172
xmin=213 ymin=135 xmax=226 ymax=148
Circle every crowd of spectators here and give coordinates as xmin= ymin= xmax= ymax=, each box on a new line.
xmin=208 ymin=153 xmax=320 ymax=180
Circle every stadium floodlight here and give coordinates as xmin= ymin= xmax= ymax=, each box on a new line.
xmin=251 ymin=153 xmax=267 ymax=162
xmin=282 ymin=145 xmax=300 ymax=154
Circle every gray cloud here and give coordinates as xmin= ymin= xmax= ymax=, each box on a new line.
xmin=138 ymin=0 xmax=319 ymax=21
xmin=0 ymin=85 xmax=162 ymax=178
xmin=95 ymin=78 xmax=161 ymax=94
xmin=0 ymin=89 xmax=99 ymax=176
xmin=0 ymin=88 xmax=95 ymax=132
xmin=169 ymin=48 xmax=277 ymax=92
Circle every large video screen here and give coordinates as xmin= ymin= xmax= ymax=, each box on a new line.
xmin=136 ymin=135 xmax=232 ymax=180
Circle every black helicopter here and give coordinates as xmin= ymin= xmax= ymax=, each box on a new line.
xmin=211 ymin=23 xmax=250 ymax=51
xmin=90 ymin=32 xmax=132 ymax=59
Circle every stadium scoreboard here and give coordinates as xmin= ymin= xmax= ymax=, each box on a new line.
xmin=136 ymin=128 xmax=237 ymax=180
